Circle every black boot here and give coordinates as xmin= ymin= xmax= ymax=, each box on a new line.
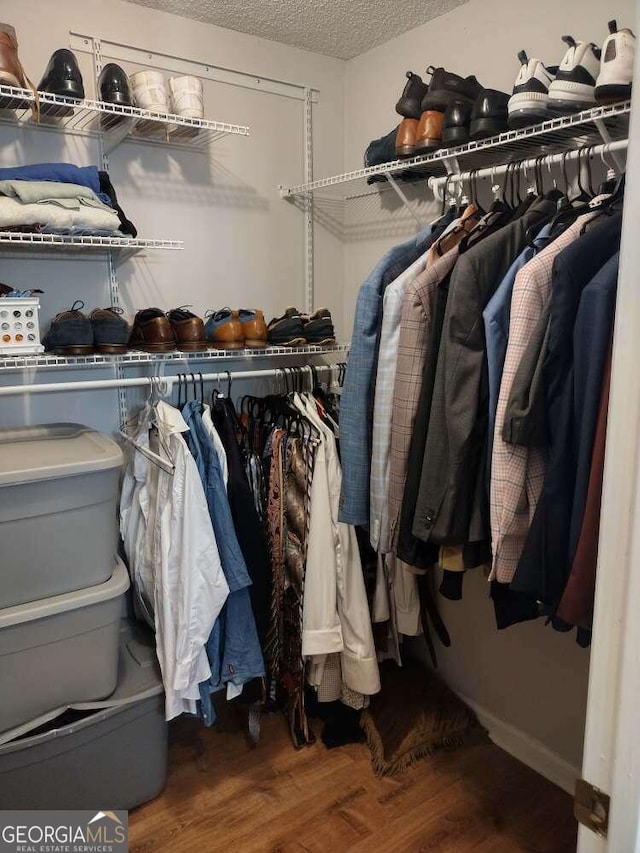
xmin=38 ymin=49 xmax=84 ymax=116
xmin=98 ymin=63 xmax=132 ymax=106
xmin=395 ymin=70 xmax=429 ymax=119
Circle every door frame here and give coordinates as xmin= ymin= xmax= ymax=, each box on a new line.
xmin=578 ymin=22 xmax=640 ymax=852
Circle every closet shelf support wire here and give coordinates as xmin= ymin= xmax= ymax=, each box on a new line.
xmin=427 ymin=138 xmax=628 ymax=199
xmin=0 ymin=364 xmax=343 ymax=397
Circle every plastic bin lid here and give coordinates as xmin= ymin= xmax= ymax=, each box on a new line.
xmin=0 ymin=558 xmax=130 ymax=630
xmin=0 ymin=619 xmax=163 ymax=747
xmin=0 ymin=423 xmax=123 ymax=486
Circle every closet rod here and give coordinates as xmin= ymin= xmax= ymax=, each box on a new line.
xmin=0 ymin=363 xmax=342 ymax=397
xmin=427 ymin=138 xmax=628 ymax=194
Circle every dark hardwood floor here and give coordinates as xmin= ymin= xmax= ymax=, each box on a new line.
xmin=129 ymin=711 xmax=577 ymax=852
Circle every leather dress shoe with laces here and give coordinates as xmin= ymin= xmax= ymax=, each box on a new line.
xmin=167 ymin=307 xmax=209 ymax=351
xmin=129 ymin=308 xmax=176 ymax=352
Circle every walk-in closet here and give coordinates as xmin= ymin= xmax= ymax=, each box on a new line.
xmin=0 ymin=0 xmax=639 ymax=850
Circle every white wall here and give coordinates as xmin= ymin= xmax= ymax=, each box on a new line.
xmin=0 ymin=0 xmax=345 ymax=430
xmin=343 ymin=0 xmax=637 ymax=781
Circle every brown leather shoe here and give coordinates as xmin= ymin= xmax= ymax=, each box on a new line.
xmin=0 ymin=24 xmax=36 ymax=110
xmin=204 ymin=308 xmax=244 ymax=350
xmin=239 ymin=309 xmax=267 ymax=348
xmin=395 ymin=118 xmax=419 ymax=157
xmin=415 ymin=110 xmax=444 ymax=152
xmin=167 ymin=307 xmax=209 ymax=351
xmin=129 ymin=308 xmax=176 ymax=352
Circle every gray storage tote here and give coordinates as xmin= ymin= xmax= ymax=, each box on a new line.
xmin=0 ymin=558 xmax=130 ymax=733
xmin=0 ymin=423 xmax=123 ymax=609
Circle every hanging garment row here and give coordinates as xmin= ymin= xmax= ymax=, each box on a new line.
xmin=340 ymin=152 xmax=624 ymax=650
xmin=119 ymin=364 xmax=384 ymax=746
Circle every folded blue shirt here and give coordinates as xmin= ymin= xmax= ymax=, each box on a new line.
xmin=0 ymin=163 xmax=111 ymax=205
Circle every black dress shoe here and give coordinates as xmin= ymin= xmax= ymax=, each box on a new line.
xmin=422 ymin=66 xmax=484 ymax=112
xmin=442 ymin=99 xmax=473 ymax=146
xmin=38 ymin=48 xmax=83 ymax=116
xmin=98 ymin=63 xmax=132 ymax=106
xmin=395 ymin=71 xmax=429 ymax=119
xmin=470 ymin=89 xmax=510 ymax=140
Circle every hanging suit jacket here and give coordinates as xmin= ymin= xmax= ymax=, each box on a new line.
xmin=555 ymin=342 xmax=613 ymax=637
xmin=412 ymin=196 xmax=559 ymax=546
xmin=338 ymin=225 xmax=437 ymax=527
xmin=513 ymin=221 xmax=621 ymax=609
xmin=489 ymin=205 xmax=609 ymax=585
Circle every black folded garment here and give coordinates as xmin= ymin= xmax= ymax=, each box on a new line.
xmin=99 ymin=171 xmax=138 ymax=238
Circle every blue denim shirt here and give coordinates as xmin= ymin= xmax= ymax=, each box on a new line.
xmin=338 ymin=224 xmax=438 ymax=526
xmin=483 ymin=222 xmax=553 ymax=479
xmin=182 ymin=402 xmax=265 ymax=725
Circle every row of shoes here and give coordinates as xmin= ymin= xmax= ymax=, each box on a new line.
xmin=0 ymin=24 xmax=205 ymax=121
xmin=393 ymin=20 xmax=635 ymax=157
xmin=42 ymin=304 xmax=336 ymax=356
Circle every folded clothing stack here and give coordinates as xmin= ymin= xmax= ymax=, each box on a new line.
xmin=0 ymin=163 xmax=137 ymax=238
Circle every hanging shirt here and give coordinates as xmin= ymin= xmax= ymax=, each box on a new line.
xmin=120 ymin=401 xmax=230 ymax=720
xmin=202 ymin=403 xmax=228 ymax=487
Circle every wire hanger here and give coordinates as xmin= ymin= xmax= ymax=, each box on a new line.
xmin=119 ymin=377 xmax=175 ymax=474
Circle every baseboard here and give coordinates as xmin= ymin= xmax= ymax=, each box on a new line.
xmin=458 ymin=693 xmax=580 ymax=795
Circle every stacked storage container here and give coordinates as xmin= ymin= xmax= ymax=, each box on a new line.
xmin=0 ymin=424 xmax=168 ymax=809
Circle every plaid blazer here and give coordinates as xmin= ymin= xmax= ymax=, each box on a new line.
xmin=489 ymin=211 xmax=600 ymax=584
xmin=387 ymin=247 xmax=461 ymax=551
xmin=338 ymin=223 xmax=442 ymax=527
xmin=370 ymin=250 xmax=436 ymax=552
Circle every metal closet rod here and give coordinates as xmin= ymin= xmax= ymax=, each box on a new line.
xmin=0 ymin=363 xmax=342 ymax=398
xmin=427 ymin=138 xmax=628 ymax=193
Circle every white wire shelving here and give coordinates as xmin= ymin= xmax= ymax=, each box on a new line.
xmin=280 ymin=101 xmax=630 ymax=199
xmin=0 ymin=232 xmax=183 ymax=254
xmin=0 ymin=342 xmax=350 ymax=373
xmin=0 ymin=84 xmax=250 ymax=152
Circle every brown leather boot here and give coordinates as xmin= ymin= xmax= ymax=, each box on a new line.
xmin=129 ymin=308 xmax=177 ymax=352
xmin=395 ymin=118 xmax=419 ymax=157
xmin=0 ymin=24 xmax=36 ymax=111
xmin=239 ymin=309 xmax=267 ymax=348
xmin=415 ymin=110 xmax=444 ymax=153
xmin=204 ymin=308 xmax=244 ymax=350
xmin=167 ymin=307 xmax=209 ymax=351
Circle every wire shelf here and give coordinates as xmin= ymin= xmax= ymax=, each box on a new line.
xmin=0 ymin=343 xmax=351 ymax=372
xmin=0 ymin=232 xmax=183 ymax=255
xmin=0 ymin=84 xmax=250 ymax=152
xmin=280 ymin=101 xmax=631 ymax=201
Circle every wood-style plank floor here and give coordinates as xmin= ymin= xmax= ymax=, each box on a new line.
xmin=129 ymin=712 xmax=577 ymax=852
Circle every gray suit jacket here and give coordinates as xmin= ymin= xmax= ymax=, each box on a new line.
xmin=412 ymin=197 xmax=558 ymax=545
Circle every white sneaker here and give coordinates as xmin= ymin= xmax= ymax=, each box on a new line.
xmin=508 ymin=50 xmax=557 ymax=128
xmin=595 ymin=19 xmax=635 ymax=104
xmin=548 ymin=36 xmax=601 ymax=113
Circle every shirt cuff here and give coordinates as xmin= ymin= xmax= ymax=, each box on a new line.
xmin=302 ymin=625 xmax=344 ymax=657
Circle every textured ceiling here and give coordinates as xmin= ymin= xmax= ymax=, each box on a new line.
xmin=122 ymin=0 xmax=467 ymax=60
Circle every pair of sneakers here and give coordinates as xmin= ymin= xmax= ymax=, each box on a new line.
xmin=509 ymin=20 xmax=635 ymax=128
xmin=267 ymin=307 xmax=336 ymax=347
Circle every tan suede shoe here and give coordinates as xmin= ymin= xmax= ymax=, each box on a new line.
xmin=239 ymin=309 xmax=268 ymax=348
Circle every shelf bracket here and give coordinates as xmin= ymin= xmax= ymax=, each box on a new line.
xmin=443 ymin=155 xmax=461 ymax=175
xmin=386 ymin=174 xmax=426 ymax=228
xmin=594 ymin=118 xmax=625 ymax=172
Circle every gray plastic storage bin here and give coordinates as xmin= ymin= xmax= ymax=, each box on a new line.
xmin=0 ymin=423 xmax=123 ymax=609
xmin=0 ymin=620 xmax=167 ymax=810
xmin=0 ymin=559 xmax=130 ymax=734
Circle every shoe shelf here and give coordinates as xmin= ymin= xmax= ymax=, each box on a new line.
xmin=0 ymin=343 xmax=351 ymax=373
xmin=279 ymin=100 xmax=631 ymax=201
xmin=0 ymin=84 xmax=250 ymax=153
